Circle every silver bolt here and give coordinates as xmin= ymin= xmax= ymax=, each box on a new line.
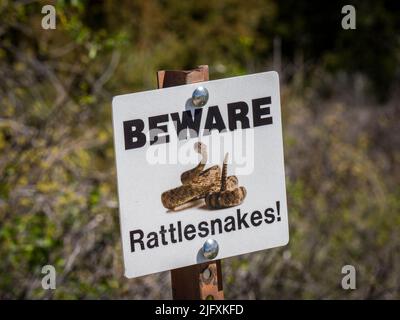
xmin=202 ymin=238 xmax=219 ymax=260
xmin=192 ymin=86 xmax=209 ymax=107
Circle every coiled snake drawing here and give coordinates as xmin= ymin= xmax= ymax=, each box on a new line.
xmin=161 ymin=142 xmax=247 ymax=211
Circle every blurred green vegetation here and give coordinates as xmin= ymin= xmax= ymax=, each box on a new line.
xmin=0 ymin=0 xmax=399 ymax=299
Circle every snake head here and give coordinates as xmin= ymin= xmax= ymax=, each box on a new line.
xmin=193 ymin=142 xmax=206 ymax=162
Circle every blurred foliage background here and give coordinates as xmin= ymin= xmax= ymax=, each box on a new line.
xmin=0 ymin=0 xmax=399 ymax=299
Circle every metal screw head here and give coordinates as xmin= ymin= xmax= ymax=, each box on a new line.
xmin=202 ymin=238 xmax=219 ymax=260
xmin=192 ymin=86 xmax=209 ymax=107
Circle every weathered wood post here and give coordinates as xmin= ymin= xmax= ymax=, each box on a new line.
xmin=156 ymin=65 xmax=224 ymax=300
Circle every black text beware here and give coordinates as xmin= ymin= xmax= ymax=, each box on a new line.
xmin=123 ymin=96 xmax=273 ymax=150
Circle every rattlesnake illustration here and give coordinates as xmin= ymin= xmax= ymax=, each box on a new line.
xmin=205 ymin=152 xmax=247 ymax=209
xmin=161 ymin=142 xmax=246 ymax=210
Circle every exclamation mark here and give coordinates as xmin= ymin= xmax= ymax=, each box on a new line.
xmin=276 ymin=201 xmax=281 ymax=221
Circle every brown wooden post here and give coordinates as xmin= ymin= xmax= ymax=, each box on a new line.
xmin=156 ymin=65 xmax=224 ymax=300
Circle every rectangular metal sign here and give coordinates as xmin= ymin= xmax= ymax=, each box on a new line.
xmin=112 ymin=71 xmax=289 ymax=278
